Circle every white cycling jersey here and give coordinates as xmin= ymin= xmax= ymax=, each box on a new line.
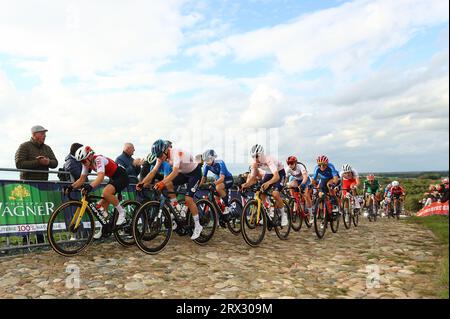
xmin=250 ymin=154 xmax=284 ymax=176
xmin=339 ymin=169 xmax=359 ymax=180
xmin=166 ymin=148 xmax=198 ymax=174
xmin=285 ymin=163 xmax=308 ymax=179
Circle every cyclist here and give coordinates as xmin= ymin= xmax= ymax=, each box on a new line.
xmin=71 ymin=146 xmax=129 ymax=229
xmin=137 ymin=139 xmax=203 ymax=240
xmin=340 ymin=164 xmax=361 ymax=209
xmin=240 ymin=144 xmax=288 ymax=227
xmin=285 ymin=156 xmax=313 ymax=216
xmin=390 ymin=181 xmax=406 ymax=213
xmin=200 ymin=149 xmax=234 ymax=218
xmin=363 ymin=174 xmax=381 ymax=210
xmin=311 ymin=155 xmax=340 ymax=216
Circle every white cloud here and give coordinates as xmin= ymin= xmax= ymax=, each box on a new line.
xmin=187 ymin=0 xmax=448 ymax=74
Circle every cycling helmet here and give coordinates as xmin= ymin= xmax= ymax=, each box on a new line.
xmin=202 ymin=149 xmax=217 ymax=162
xmin=146 ymin=153 xmax=157 ymax=166
xmin=286 ymin=156 xmax=298 ymax=165
xmin=367 ymin=174 xmax=375 ymax=181
xmin=75 ymin=146 xmax=94 ymax=161
xmin=342 ymin=164 xmax=352 ymax=173
xmin=317 ymin=155 xmax=329 ymax=165
xmin=392 ymin=181 xmax=399 ymax=187
xmin=151 ymin=139 xmax=169 ymax=157
xmin=250 ymin=144 xmax=264 ymax=157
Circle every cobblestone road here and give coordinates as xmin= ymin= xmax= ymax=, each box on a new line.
xmin=0 ymin=217 xmax=443 ymax=299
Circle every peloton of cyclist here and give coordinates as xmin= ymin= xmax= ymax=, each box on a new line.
xmin=137 ymin=139 xmax=203 ymax=240
xmin=200 ymin=149 xmax=234 ymax=219
xmin=240 ymin=144 xmax=288 ymax=227
xmin=285 ymin=156 xmax=313 ymax=216
xmin=71 ymin=146 xmax=129 ymax=230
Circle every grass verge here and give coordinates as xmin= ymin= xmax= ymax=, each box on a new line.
xmin=408 ymin=215 xmax=449 ymax=299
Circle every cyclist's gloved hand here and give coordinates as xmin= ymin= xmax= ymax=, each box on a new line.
xmin=209 ymin=183 xmax=216 ymax=191
xmin=63 ymin=185 xmax=74 ymax=195
xmin=81 ymin=184 xmax=93 ymax=194
xmin=154 ymin=181 xmax=166 ymax=191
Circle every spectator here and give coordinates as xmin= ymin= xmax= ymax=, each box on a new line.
xmin=62 ymin=143 xmax=83 ymax=182
xmin=116 ymin=143 xmax=144 ymax=184
xmin=439 ymin=178 xmax=449 ymax=203
xmin=15 ymin=125 xmax=58 ymax=244
xmin=15 ymin=125 xmax=58 ymax=180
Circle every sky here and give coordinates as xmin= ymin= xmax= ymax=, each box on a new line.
xmin=0 ymin=0 xmax=449 ymax=179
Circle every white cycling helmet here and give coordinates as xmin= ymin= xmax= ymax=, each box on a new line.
xmin=202 ymin=149 xmax=217 ymax=162
xmin=392 ymin=181 xmax=400 ymax=187
xmin=342 ymin=164 xmax=352 ymax=173
xmin=75 ymin=146 xmax=94 ymax=161
xmin=250 ymin=144 xmax=264 ymax=157
xmin=146 ymin=153 xmax=157 ymax=166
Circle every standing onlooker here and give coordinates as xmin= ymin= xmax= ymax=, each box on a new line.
xmin=15 ymin=125 xmax=59 ymax=180
xmin=116 ymin=143 xmax=144 ymax=184
xmin=62 ymin=143 xmax=83 ymax=182
xmin=15 ymin=125 xmax=58 ymax=244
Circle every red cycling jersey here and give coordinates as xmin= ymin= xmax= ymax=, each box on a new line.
xmin=390 ymin=186 xmax=405 ymax=197
xmin=81 ymin=155 xmax=118 ymax=178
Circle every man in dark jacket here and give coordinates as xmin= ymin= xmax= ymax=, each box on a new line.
xmin=14 ymin=125 xmax=58 ymax=244
xmin=15 ymin=125 xmax=58 ymax=180
xmin=62 ymin=143 xmax=83 ymax=182
xmin=116 ymin=143 xmax=144 ymax=184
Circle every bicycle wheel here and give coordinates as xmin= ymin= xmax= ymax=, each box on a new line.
xmin=352 ymin=207 xmax=360 ymax=227
xmin=113 ymin=200 xmax=141 ymax=247
xmin=241 ymin=199 xmax=266 ymax=247
xmin=289 ymin=198 xmax=303 ymax=232
xmin=303 ymin=203 xmax=312 ymax=228
xmin=313 ymin=200 xmax=328 ymax=239
xmin=190 ymin=198 xmax=218 ymax=245
xmin=330 ymin=204 xmax=340 ymax=233
xmin=47 ymin=201 xmax=96 ymax=257
xmin=395 ymin=200 xmax=401 ymax=220
xmin=226 ymin=199 xmax=242 ymax=235
xmin=274 ymin=201 xmax=292 ymax=240
xmin=132 ymin=201 xmax=172 ymax=254
xmin=342 ymin=198 xmax=352 ymax=229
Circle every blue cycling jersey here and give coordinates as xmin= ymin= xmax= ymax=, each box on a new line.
xmin=150 ymin=161 xmax=172 ymax=176
xmin=312 ymin=163 xmax=339 ymax=182
xmin=203 ymin=160 xmax=233 ymax=179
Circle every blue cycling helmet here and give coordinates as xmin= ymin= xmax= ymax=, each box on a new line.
xmin=151 ymin=139 xmax=169 ymax=157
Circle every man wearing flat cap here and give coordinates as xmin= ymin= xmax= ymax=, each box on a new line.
xmin=15 ymin=125 xmax=59 ymax=181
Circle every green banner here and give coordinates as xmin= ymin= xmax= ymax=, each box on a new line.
xmin=0 ymin=180 xmax=136 ymax=235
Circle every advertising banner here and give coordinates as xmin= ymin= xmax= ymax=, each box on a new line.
xmin=416 ymin=201 xmax=449 ymax=217
xmin=0 ymin=180 xmax=137 ymax=235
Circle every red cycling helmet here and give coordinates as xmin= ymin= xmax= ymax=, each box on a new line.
xmin=367 ymin=174 xmax=375 ymax=181
xmin=287 ymin=156 xmax=298 ymax=165
xmin=317 ymin=155 xmax=329 ymax=165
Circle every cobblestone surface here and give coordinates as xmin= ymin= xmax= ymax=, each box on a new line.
xmin=0 ymin=218 xmax=443 ymax=299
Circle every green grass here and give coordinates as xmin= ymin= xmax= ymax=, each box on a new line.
xmin=408 ymin=215 xmax=449 ymax=299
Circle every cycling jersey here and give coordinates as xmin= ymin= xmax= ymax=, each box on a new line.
xmin=286 ymin=163 xmax=308 ymax=180
xmin=203 ymin=160 xmax=233 ymax=179
xmin=364 ymin=180 xmax=380 ymax=194
xmin=339 ymin=169 xmax=359 ymax=180
xmin=167 ymin=148 xmax=198 ymax=174
xmin=150 ymin=161 xmax=173 ymax=176
xmin=81 ymin=155 xmax=118 ymax=178
xmin=250 ymin=154 xmax=284 ymax=176
xmin=390 ymin=186 xmax=405 ymax=197
xmin=312 ymin=163 xmax=339 ymax=182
